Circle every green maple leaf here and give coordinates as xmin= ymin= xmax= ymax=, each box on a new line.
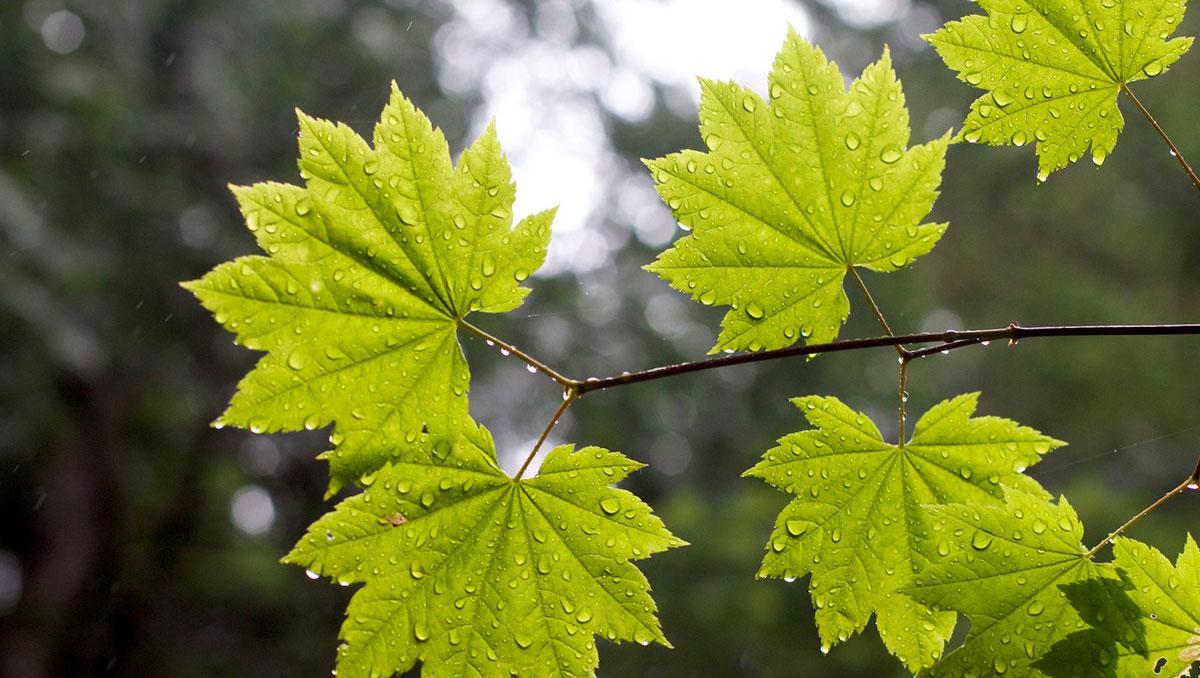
xmin=906 ymin=488 xmax=1102 ymax=677
xmin=928 ymin=0 xmax=1194 ymax=179
xmin=284 ymin=423 xmax=685 ymax=677
xmin=183 ymin=84 xmax=554 ymax=490
xmin=1035 ymin=536 xmax=1200 ymax=677
xmin=744 ymin=393 xmax=1064 ymax=671
xmin=646 ymin=31 xmax=949 ymax=353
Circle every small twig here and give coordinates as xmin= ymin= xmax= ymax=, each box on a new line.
xmin=904 ymin=338 xmax=984 ymax=360
xmin=1121 ymin=83 xmax=1200 ymax=192
xmin=1084 ymin=461 xmax=1200 ymax=559
xmin=458 ymin=318 xmax=580 ymax=389
xmin=512 ymin=392 xmax=577 ymax=481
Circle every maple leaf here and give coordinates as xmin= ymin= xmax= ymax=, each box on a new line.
xmin=645 ymin=31 xmax=949 ymax=353
xmin=744 ymin=393 xmax=1063 ymax=671
xmin=183 ymin=84 xmax=554 ymax=490
xmin=928 ymin=0 xmax=1194 ymax=179
xmin=1035 ymin=536 xmax=1200 ymax=677
xmin=284 ymin=423 xmax=685 ymax=678
xmin=906 ymin=488 xmax=1102 ymax=677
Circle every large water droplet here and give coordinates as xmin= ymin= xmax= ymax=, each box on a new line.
xmin=971 ymin=530 xmax=994 ymax=550
xmin=287 ymin=352 xmax=305 ymax=371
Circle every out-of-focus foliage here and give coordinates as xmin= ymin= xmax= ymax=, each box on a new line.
xmin=2 ymin=0 xmax=1199 ymax=676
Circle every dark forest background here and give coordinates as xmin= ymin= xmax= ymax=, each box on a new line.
xmin=2 ymin=0 xmax=1198 ymax=676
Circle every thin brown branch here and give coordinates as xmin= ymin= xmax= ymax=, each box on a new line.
xmin=574 ymin=323 xmax=1200 ymax=395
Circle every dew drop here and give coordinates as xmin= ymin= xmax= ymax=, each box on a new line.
xmin=879 ymin=147 xmax=902 ymax=164
xmin=287 ymin=352 xmax=305 ymax=371
xmin=971 ymin=530 xmax=994 ymax=550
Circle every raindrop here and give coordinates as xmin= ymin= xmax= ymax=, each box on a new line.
xmin=971 ymin=530 xmax=994 ymax=550
xmin=599 ymin=497 xmax=621 ymax=515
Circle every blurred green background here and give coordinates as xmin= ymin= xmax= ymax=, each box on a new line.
xmin=2 ymin=0 xmax=1198 ymax=676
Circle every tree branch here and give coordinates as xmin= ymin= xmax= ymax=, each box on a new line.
xmin=574 ymin=323 xmax=1200 ymax=395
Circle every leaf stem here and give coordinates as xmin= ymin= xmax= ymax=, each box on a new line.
xmin=458 ymin=318 xmax=581 ymax=390
xmin=574 ymin=323 xmax=1200 ymax=395
xmin=1121 ymin=83 xmax=1200 ymax=192
xmin=848 ymin=268 xmax=912 ymax=439
xmin=1084 ymin=459 xmax=1200 ymax=559
xmin=512 ymin=391 xmax=577 ymax=481
xmin=849 ymin=268 xmax=906 ymax=352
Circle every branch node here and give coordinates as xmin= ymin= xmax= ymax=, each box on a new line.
xmin=1007 ymin=321 xmax=1022 ymax=347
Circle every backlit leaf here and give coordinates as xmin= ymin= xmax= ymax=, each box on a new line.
xmin=646 ymin=31 xmax=949 ymax=353
xmin=284 ymin=423 xmax=685 ymax=677
xmin=744 ymin=393 xmax=1063 ymax=671
xmin=928 ymin=0 xmax=1194 ymax=179
xmin=183 ymin=84 xmax=554 ymax=490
